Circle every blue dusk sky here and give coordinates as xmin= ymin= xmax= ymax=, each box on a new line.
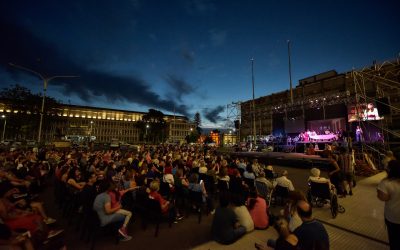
xmin=0 ymin=0 xmax=399 ymax=126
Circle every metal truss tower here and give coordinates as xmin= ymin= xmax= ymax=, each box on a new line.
xmin=226 ymin=101 xmax=241 ymax=139
xmin=351 ymin=58 xmax=400 ymax=154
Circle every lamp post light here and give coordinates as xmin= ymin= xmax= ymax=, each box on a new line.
xmin=90 ymin=121 xmax=94 ymax=141
xmin=146 ymin=124 xmax=150 ymax=142
xmin=9 ymin=63 xmax=78 ymax=144
xmin=1 ymin=115 xmax=6 ymax=142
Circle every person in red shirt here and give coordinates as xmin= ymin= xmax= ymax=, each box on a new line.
xmin=148 ymin=181 xmax=183 ymax=221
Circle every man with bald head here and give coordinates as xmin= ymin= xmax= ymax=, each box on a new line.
xmin=294 ymin=200 xmax=329 ymax=250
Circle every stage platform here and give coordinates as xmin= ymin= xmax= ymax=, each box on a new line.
xmin=230 ymin=151 xmax=332 ymax=169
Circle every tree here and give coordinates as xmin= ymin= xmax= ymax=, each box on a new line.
xmin=136 ymin=109 xmax=168 ymax=143
xmin=194 ymin=112 xmax=202 ymax=134
xmin=185 ymin=131 xmax=200 ymax=144
xmin=204 ymin=136 xmax=214 ymax=144
xmin=0 ymin=84 xmax=60 ymax=140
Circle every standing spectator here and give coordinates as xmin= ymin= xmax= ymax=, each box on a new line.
xmin=337 ymin=147 xmax=354 ymax=195
xmin=382 ymin=151 xmax=396 ymax=169
xmin=377 ymin=160 xmax=400 ymax=250
xmin=294 ymin=200 xmax=329 ymax=250
xmin=327 ymin=152 xmax=343 ymax=196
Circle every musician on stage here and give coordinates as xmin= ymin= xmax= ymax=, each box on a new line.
xmin=355 ymin=126 xmax=363 ymax=142
xmin=363 ymin=103 xmax=381 ymax=120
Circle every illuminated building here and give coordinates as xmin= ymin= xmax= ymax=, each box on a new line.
xmin=0 ymin=103 xmax=194 ymax=144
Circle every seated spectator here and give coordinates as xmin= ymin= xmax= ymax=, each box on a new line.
xmin=294 ymin=200 xmax=329 ymax=250
xmin=275 ymin=170 xmax=295 ymax=191
xmin=265 ymin=165 xmax=278 ymax=180
xmin=211 ymin=193 xmax=246 ymax=244
xmin=251 ymin=159 xmax=263 ymax=177
xmin=306 ymin=144 xmax=315 ymax=155
xmin=232 ymin=195 xmax=254 ymax=232
xmin=283 ymin=191 xmax=306 ymax=232
xmin=122 ymin=170 xmax=137 ymax=190
xmin=198 ymin=160 xmax=208 ymax=174
xmin=93 ymin=181 xmax=131 ymax=241
xmin=0 ymin=221 xmax=35 ymax=250
xmin=255 ymin=171 xmax=274 ymax=190
xmin=148 ymin=180 xmax=183 ymax=221
xmin=217 ymin=166 xmax=230 ymax=182
xmin=256 ymin=217 xmax=298 ymax=250
xmin=107 ymin=182 xmax=133 ymax=239
xmin=308 ymin=168 xmax=334 ymax=189
xmin=67 ymin=167 xmax=86 ymax=191
xmin=236 ymin=158 xmax=247 ymax=173
xmin=188 ymin=173 xmax=213 ymax=213
xmin=162 ymin=164 xmax=175 ymax=189
xmin=247 ymin=190 xmax=269 ymax=230
xmin=80 ymin=173 xmax=98 ymax=213
xmin=243 ymin=165 xmax=256 ymax=180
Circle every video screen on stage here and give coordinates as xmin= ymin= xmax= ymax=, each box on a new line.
xmin=347 ymin=102 xmax=384 ymax=122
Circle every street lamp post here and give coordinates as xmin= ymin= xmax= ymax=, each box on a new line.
xmin=90 ymin=121 xmax=94 ymax=141
xmin=1 ymin=115 xmax=6 ymax=141
xmin=9 ymin=63 xmax=78 ymax=144
xmin=146 ymin=124 xmax=150 ymax=142
xmin=251 ymin=58 xmax=256 ymax=146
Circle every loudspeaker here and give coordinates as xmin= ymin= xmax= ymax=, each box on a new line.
xmin=376 ymin=98 xmax=390 ymax=115
xmin=234 ymin=120 xmax=240 ymax=129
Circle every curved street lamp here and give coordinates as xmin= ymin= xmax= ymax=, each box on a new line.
xmin=9 ymin=63 xmax=79 ymax=143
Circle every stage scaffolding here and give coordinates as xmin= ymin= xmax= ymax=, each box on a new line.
xmin=226 ymin=102 xmax=241 ymax=140
xmin=351 ymin=58 xmax=400 ymax=163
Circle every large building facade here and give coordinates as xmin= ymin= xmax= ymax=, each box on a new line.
xmin=0 ymin=103 xmax=194 ymax=144
xmin=240 ymin=59 xmax=400 ymax=141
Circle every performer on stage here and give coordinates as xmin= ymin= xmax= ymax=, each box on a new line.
xmin=299 ymin=132 xmax=304 ymax=142
xmin=303 ymin=130 xmax=309 ymax=142
xmin=363 ymin=103 xmax=381 ymax=120
xmin=355 ymin=126 xmax=363 ymax=142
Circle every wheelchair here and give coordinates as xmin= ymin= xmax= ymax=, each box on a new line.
xmin=307 ymin=181 xmax=345 ymax=218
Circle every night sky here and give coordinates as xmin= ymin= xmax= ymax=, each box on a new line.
xmin=0 ymin=0 xmax=399 ymax=126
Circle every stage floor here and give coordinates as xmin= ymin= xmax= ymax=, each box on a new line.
xmin=230 ymin=151 xmax=331 ymax=169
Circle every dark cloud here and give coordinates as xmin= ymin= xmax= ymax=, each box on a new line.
xmin=181 ymin=49 xmax=195 ymax=64
xmin=0 ymin=19 xmax=189 ymax=116
xmin=183 ymin=0 xmax=216 ymax=15
xmin=164 ymin=74 xmax=195 ymax=102
xmin=203 ymin=105 xmax=225 ymax=123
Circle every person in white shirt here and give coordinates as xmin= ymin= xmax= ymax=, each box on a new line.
xmin=308 ymin=168 xmax=334 ymax=189
xmin=377 ymin=160 xmax=400 ymax=250
xmin=275 ymin=170 xmax=295 ymax=191
xmin=363 ymin=103 xmax=381 ymax=120
xmin=198 ymin=160 xmax=208 ymax=174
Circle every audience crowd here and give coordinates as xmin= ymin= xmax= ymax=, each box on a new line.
xmin=0 ymin=142 xmax=397 ymax=250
